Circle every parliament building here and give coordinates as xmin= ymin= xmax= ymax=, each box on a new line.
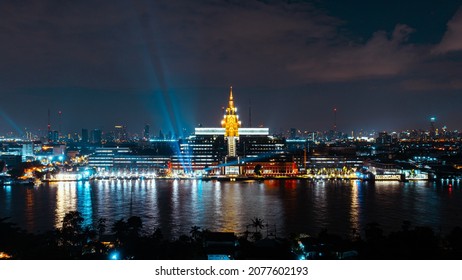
xmin=171 ymin=87 xmax=298 ymax=177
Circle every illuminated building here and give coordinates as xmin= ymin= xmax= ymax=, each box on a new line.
xmin=21 ymin=142 xmax=34 ymax=161
xmin=307 ymin=156 xmax=363 ymax=170
xmin=34 ymin=143 xmax=66 ymax=164
xmin=171 ymin=134 xmax=226 ymax=174
xmin=114 ymin=125 xmax=128 ymax=142
xmin=221 ymin=86 xmax=241 ymax=157
xmin=51 ymin=130 xmax=59 ymax=143
xmin=88 ymin=147 xmax=170 ymax=171
xmin=171 ymin=87 xmax=296 ymax=176
xmin=285 ymin=139 xmax=309 ymax=171
xmin=171 ymin=128 xmax=278 ymax=174
xmin=430 ymin=117 xmax=437 ymax=139
xmin=376 ymin=132 xmax=392 ymax=145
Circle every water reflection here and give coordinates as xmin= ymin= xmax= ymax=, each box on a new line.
xmin=3 ymin=185 xmax=12 ymax=213
xmin=55 ymin=182 xmax=77 ymax=228
xmin=76 ymin=181 xmax=93 ymax=228
xmin=1 ymin=179 xmax=462 ymax=238
xmin=220 ymin=184 xmax=240 ymax=233
xmin=349 ymin=180 xmax=361 ymax=238
xmin=25 ymin=187 xmax=35 ymax=230
xmin=312 ymin=180 xmax=327 ymax=230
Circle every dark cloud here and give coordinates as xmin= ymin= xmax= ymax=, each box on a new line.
xmin=288 ymin=24 xmax=418 ymax=82
xmin=402 ymin=79 xmax=462 ymax=91
xmin=433 ymin=7 xmax=462 ymax=53
xmin=0 ymin=0 xmax=462 ymax=134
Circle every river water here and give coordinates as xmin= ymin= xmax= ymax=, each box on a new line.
xmin=1 ymin=179 xmax=461 ymax=238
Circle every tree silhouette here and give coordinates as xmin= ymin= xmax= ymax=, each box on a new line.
xmin=0 ymin=217 xmax=26 ymax=257
xmin=151 ymin=228 xmax=163 ymax=242
xmin=243 ymin=225 xmax=251 ymax=241
xmin=60 ymin=211 xmax=84 ymax=247
xmin=401 ymin=221 xmax=411 ymax=232
xmin=190 ymin=225 xmax=202 ymax=241
xmin=96 ymin=218 xmax=107 ymax=240
xmin=251 ymin=217 xmax=265 ymax=233
xmin=254 ymin=164 xmax=263 ymax=176
xmin=127 ymin=216 xmax=143 ymax=237
xmin=251 ymin=217 xmax=265 ymax=241
xmin=112 ymin=219 xmax=128 ymax=244
xmin=55 ymin=211 xmax=87 ymax=258
xmin=365 ymin=222 xmax=383 ymax=242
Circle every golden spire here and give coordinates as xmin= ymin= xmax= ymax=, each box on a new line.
xmin=221 ymin=86 xmax=240 ymax=137
xmin=228 ymin=86 xmax=235 ymax=109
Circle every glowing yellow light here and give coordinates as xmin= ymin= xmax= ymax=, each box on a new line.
xmin=0 ymin=252 xmax=12 ymax=259
xmin=221 ymin=86 xmax=240 ymax=137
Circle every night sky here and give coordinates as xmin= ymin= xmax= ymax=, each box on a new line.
xmin=1 ymin=0 xmax=462 ymax=136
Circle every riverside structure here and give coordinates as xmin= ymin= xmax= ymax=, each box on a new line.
xmin=2 ymin=87 xmax=450 ymax=183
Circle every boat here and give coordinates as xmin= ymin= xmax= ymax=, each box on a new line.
xmin=14 ymin=178 xmax=38 ymax=186
xmin=0 ymin=176 xmax=13 ymax=186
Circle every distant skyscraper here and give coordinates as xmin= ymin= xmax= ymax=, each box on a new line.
xmin=81 ymin=129 xmax=89 ymax=143
xmin=52 ymin=130 xmax=59 ymax=143
xmin=376 ymin=132 xmax=392 ymax=145
xmin=430 ymin=117 xmax=436 ymax=138
xmin=47 ymin=130 xmax=53 ymax=143
xmin=91 ymin=129 xmax=102 ymax=144
xmin=114 ymin=125 xmax=128 ymax=142
xmin=144 ymin=124 xmax=150 ymax=140
xmin=290 ymin=128 xmax=297 ymax=139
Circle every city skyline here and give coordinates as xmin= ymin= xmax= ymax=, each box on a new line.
xmin=0 ymin=86 xmax=458 ymax=139
xmin=1 ymin=1 xmax=462 ymax=135
xmin=0 ymin=89 xmax=459 ymax=140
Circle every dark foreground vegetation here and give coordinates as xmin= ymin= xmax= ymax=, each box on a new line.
xmin=1 ymin=212 xmax=462 ymax=260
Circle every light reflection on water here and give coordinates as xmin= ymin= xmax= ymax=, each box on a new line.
xmin=1 ymin=179 xmax=461 ymax=238
xmin=55 ymin=182 xmax=77 ymax=228
xmin=349 ymin=180 xmax=361 ymax=237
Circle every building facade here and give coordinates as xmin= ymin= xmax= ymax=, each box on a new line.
xmin=170 ymin=88 xmax=296 ymax=176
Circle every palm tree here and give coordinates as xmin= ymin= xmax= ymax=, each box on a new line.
xmin=251 ymin=217 xmax=265 ymax=233
xmin=127 ymin=216 xmax=143 ymax=237
xmin=251 ymin=217 xmax=266 ymax=241
xmin=190 ymin=225 xmax=202 ymax=241
xmin=112 ymin=219 xmax=128 ymax=243
xmin=96 ymin=217 xmax=107 ymax=240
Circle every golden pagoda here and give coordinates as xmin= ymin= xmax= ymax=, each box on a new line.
xmin=221 ymin=86 xmax=241 ymax=157
xmin=221 ymin=86 xmax=241 ymax=137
